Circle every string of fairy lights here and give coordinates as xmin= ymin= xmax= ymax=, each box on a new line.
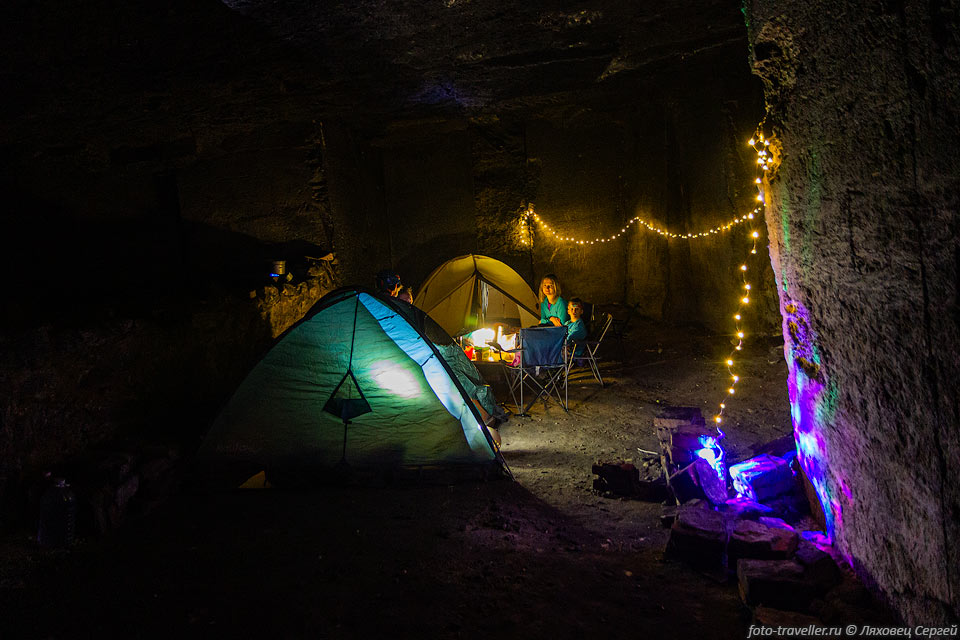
xmin=519 ymin=207 xmax=758 ymax=245
xmin=715 ymin=130 xmax=772 ymax=426
xmin=517 ymin=128 xmax=774 ymax=428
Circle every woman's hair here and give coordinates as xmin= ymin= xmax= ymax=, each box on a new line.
xmin=538 ymin=274 xmax=561 ymax=302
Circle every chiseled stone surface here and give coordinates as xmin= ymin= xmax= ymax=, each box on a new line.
xmin=667 ymin=504 xmax=729 ymax=568
xmin=746 ymin=0 xmax=960 ymax=624
xmin=738 ymin=558 xmax=821 ymax=610
xmin=728 ymin=518 xmax=800 ymax=564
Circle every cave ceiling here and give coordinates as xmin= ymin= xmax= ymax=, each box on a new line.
xmin=2 ymin=0 xmax=756 ymax=148
xmin=217 ymin=0 xmax=752 ymax=119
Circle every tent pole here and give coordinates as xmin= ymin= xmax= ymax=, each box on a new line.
xmin=340 ymin=419 xmax=350 ymax=464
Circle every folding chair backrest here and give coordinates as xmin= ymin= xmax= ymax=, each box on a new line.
xmin=581 ymin=301 xmax=595 ymax=333
xmin=519 ymin=326 xmax=567 ymax=366
xmin=592 ymin=312 xmax=613 ymax=343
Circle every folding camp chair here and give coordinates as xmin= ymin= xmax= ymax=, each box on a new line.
xmin=497 ymin=325 xmax=569 ymax=416
xmin=566 ymin=312 xmax=613 ymax=387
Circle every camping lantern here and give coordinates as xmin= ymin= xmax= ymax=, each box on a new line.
xmin=270 ymin=260 xmax=286 ymax=277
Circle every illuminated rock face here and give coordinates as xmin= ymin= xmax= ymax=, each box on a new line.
xmin=746 ymin=0 xmax=960 ymax=623
xmin=1 ymin=1 xmax=778 ymax=492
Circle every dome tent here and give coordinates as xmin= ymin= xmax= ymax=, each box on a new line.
xmin=414 ymin=255 xmax=539 ymax=338
xmin=198 ymin=287 xmax=507 ymax=486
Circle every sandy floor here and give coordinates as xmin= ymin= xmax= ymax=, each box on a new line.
xmin=3 ymin=318 xmax=792 ymax=639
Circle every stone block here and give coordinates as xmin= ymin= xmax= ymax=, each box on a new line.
xmin=669 ymin=457 xmax=729 ymax=505
xmin=592 ymin=461 xmax=639 ymax=496
xmin=762 ymin=491 xmax=811 ymax=521
xmin=654 ymin=406 xmax=706 ymax=426
xmin=693 ymin=457 xmax=729 ymax=505
xmin=666 ymin=425 xmax=710 ymax=466
xmin=720 ymin=497 xmax=775 ymax=519
xmin=729 ymin=454 xmax=796 ymax=502
xmin=738 ymin=558 xmax=822 ymax=610
xmin=635 ymin=478 xmax=670 ymax=502
xmin=667 ymin=505 xmax=728 ymax=568
xmin=795 ymin=540 xmax=841 ymax=589
xmin=757 ymin=516 xmax=793 ymax=530
xmin=729 ymin=519 xmax=799 ymax=566
xmin=811 ymin=580 xmax=894 ymax=627
xmin=669 ymin=462 xmax=706 ymax=504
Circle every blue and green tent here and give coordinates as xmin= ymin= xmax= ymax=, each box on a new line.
xmin=199 ymin=287 xmax=508 ymax=485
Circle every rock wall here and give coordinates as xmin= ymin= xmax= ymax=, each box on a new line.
xmin=0 ymin=0 xmax=341 ymax=521
xmin=333 ymin=74 xmax=778 ymax=336
xmin=746 ymin=0 xmax=960 ymax=623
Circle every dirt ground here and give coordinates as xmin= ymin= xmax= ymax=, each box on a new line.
xmin=2 ymin=317 xmax=793 ymax=639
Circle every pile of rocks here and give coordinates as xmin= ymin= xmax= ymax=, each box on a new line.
xmin=664 ymin=500 xmax=888 ymax=626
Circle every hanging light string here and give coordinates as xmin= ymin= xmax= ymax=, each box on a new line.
xmin=518 ymin=205 xmax=759 ymax=246
xmin=714 ymin=128 xmax=772 ymax=427
xmin=512 ymin=127 xmax=774 ymax=429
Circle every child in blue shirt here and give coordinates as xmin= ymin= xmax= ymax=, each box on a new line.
xmin=565 ymin=298 xmax=588 ymax=357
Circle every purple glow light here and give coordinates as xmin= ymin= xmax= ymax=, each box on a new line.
xmin=694 ymin=434 xmax=726 ymax=483
xmin=783 ymin=301 xmax=843 ymax=542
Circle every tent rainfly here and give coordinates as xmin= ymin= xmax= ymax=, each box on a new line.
xmin=198 ymin=287 xmax=507 ymax=485
xmin=414 ymin=254 xmax=539 ymax=338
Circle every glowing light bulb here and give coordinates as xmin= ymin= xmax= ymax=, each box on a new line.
xmin=756 ymin=195 xmax=764 ymax=201
xmin=740 ymin=265 xmax=747 ymax=271
xmin=734 ymin=314 xmax=741 ymax=320
xmin=748 ymin=213 xmax=755 ymax=219
xmin=715 ymin=416 xmax=723 ymax=424
xmin=735 ymin=345 xmax=742 ymax=351
xmin=748 ymin=138 xmax=755 ymax=146
xmin=737 ymin=332 xmax=744 ymax=338
xmin=742 ymin=297 xmax=750 ymax=304
xmin=720 ymin=403 xmax=726 ymax=409
xmin=733 ymin=375 xmax=739 ymax=382
xmin=745 ymin=284 xmax=751 ymax=290
xmin=728 ymin=388 xmax=736 ymax=394
xmin=755 ymin=178 xmax=762 ymax=184
xmin=752 ymin=231 xmax=760 ymax=238
xmin=726 ymin=359 xmax=734 ymax=366
xmin=751 ymin=249 xmax=757 ymax=254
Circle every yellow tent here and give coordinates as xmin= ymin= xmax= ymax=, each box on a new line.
xmin=415 ymin=255 xmax=539 ymax=337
